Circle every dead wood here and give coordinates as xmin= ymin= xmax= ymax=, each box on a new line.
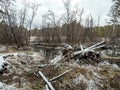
xmin=49 ymin=69 xmax=73 ymax=82
xmin=38 ymin=71 xmax=55 ymax=90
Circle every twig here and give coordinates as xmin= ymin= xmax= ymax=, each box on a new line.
xmin=49 ymin=69 xmax=73 ymax=82
xmin=33 ymin=72 xmax=39 ymax=78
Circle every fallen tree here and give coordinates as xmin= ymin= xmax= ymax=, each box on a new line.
xmin=50 ymin=41 xmax=105 ymax=64
xmin=73 ymin=40 xmax=105 ymax=56
xmin=38 ymin=69 xmax=72 ymax=90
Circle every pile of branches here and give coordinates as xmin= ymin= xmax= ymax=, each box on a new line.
xmin=73 ymin=51 xmax=100 ymax=64
xmin=60 ymin=41 xmax=105 ymax=64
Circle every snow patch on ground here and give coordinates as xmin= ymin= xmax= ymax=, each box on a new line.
xmin=51 ymin=52 xmax=64 ymax=64
xmin=64 ymin=44 xmax=73 ymax=50
xmin=0 ymin=47 xmax=119 ymax=90
xmin=0 ymin=56 xmax=6 ymax=70
xmin=87 ymin=80 xmax=99 ymax=90
xmin=73 ymin=74 xmax=99 ymax=90
xmin=73 ymin=74 xmax=87 ymax=84
xmin=0 ymin=82 xmax=17 ymax=90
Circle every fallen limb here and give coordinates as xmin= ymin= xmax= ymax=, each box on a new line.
xmin=80 ymin=44 xmax=84 ymax=51
xmin=33 ymin=72 xmax=39 ymax=78
xmin=73 ymin=41 xmax=105 ymax=56
xmin=45 ymin=84 xmax=50 ymax=90
xmin=50 ymin=69 xmax=73 ymax=82
xmin=92 ymin=45 xmax=105 ymax=50
xmin=38 ymin=71 xmax=55 ymax=90
xmin=87 ymin=40 xmax=105 ymax=50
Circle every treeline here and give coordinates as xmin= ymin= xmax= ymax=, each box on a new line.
xmin=30 ymin=24 xmax=120 ymax=45
xmin=0 ymin=0 xmax=120 ymax=48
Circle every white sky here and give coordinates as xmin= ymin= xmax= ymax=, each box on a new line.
xmin=16 ymin=0 xmax=113 ymax=28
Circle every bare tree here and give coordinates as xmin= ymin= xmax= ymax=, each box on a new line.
xmin=83 ymin=14 xmax=94 ymax=43
xmin=46 ymin=10 xmax=61 ymax=43
xmin=0 ymin=0 xmax=19 ymax=46
xmin=29 ymin=2 xmax=40 ymax=30
xmin=62 ymin=0 xmax=78 ymax=43
xmin=0 ymin=0 xmax=33 ymax=48
xmin=77 ymin=8 xmax=84 ymax=44
xmin=17 ymin=1 xmax=31 ymax=46
xmin=96 ymin=15 xmax=101 ymax=40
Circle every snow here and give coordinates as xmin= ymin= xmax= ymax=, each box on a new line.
xmin=51 ymin=51 xmax=64 ymax=64
xmin=87 ymin=80 xmax=99 ymax=90
xmin=0 ymin=46 xmax=7 ymax=52
xmin=98 ymin=61 xmax=110 ymax=66
xmin=0 ymin=82 xmax=17 ymax=90
xmin=111 ymin=64 xmax=119 ymax=69
xmin=64 ymin=44 xmax=73 ymax=50
xmin=73 ymin=74 xmax=99 ymax=90
xmin=72 ymin=61 xmax=120 ymax=90
xmin=73 ymin=74 xmax=87 ymax=84
xmin=0 ymin=44 xmax=119 ymax=90
xmin=0 ymin=56 xmax=7 ymax=70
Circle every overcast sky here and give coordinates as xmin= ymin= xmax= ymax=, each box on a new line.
xmin=16 ymin=0 xmax=113 ymax=28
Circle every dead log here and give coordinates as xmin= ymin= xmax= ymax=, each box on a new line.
xmin=87 ymin=40 xmax=105 ymax=50
xmin=38 ymin=71 xmax=55 ymax=90
xmin=92 ymin=45 xmax=105 ymax=50
xmin=45 ymin=84 xmax=50 ymax=90
xmin=50 ymin=41 xmax=105 ymax=65
xmin=73 ymin=41 xmax=105 ymax=56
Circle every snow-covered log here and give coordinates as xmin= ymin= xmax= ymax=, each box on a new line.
xmin=38 ymin=71 xmax=55 ymax=90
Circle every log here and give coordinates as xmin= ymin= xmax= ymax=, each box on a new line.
xmin=74 ymin=41 xmax=105 ymax=56
xmin=38 ymin=71 xmax=55 ymax=90
xmin=45 ymin=84 xmax=50 ymax=90
xmin=50 ymin=41 xmax=105 ymax=64
xmin=92 ymin=45 xmax=105 ymax=50
xmin=49 ymin=69 xmax=72 ymax=82
xmin=87 ymin=40 xmax=105 ymax=50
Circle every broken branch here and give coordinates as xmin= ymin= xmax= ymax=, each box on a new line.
xmin=50 ymin=69 xmax=72 ymax=82
xmin=38 ymin=71 xmax=55 ymax=90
